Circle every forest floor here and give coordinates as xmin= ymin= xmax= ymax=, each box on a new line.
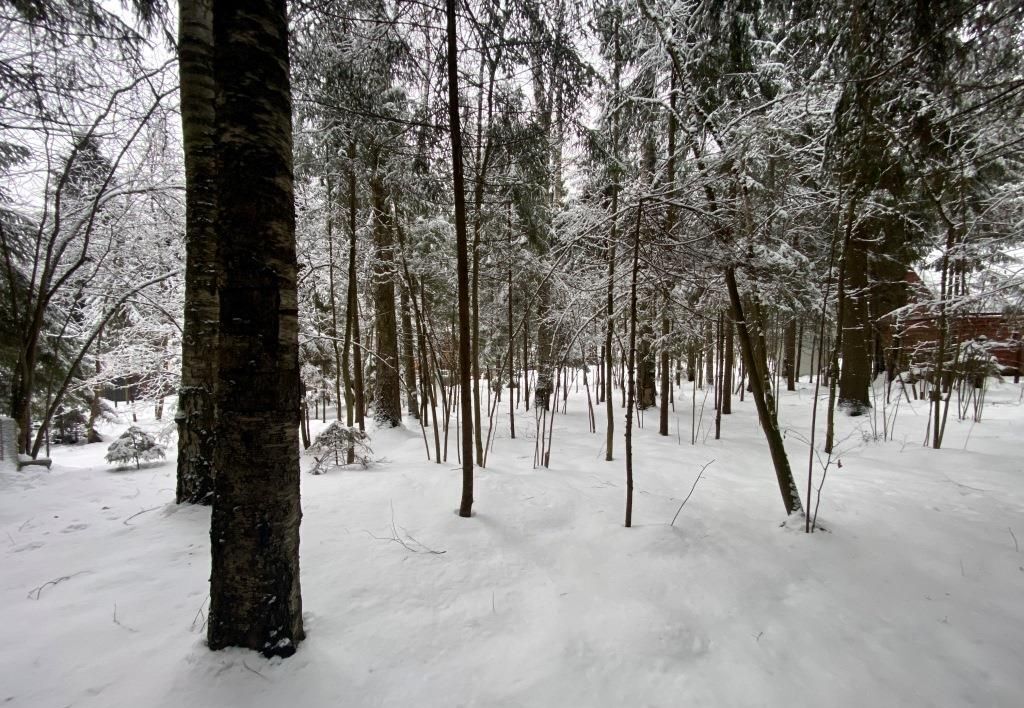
xmin=1 ymin=375 xmax=1023 ymax=707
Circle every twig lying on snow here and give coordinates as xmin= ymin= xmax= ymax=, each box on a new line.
xmin=123 ymin=506 xmax=161 ymax=526
xmin=670 ymin=459 xmax=715 ymax=527
xmin=1010 ymin=527 xmax=1019 ymax=553
xmin=365 ymin=501 xmax=446 ymax=555
xmin=28 ymin=571 xmax=89 ymax=600
xmin=191 ymin=596 xmax=210 ymax=633
xmin=113 ymin=603 xmax=138 ymax=632
xmin=242 ymin=660 xmax=269 ymax=680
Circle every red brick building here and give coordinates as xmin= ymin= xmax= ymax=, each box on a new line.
xmin=879 ymin=272 xmax=1024 ymax=377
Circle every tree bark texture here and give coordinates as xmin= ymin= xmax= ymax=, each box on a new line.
xmin=838 ymin=233 xmax=872 ymax=412
xmin=722 ymin=315 xmax=733 ymax=414
xmin=446 ymin=0 xmax=474 ymax=517
xmin=534 ymin=282 xmax=554 ymax=411
xmin=370 ymin=172 xmax=402 ymax=427
xmin=346 ymin=142 xmax=365 ymax=432
xmin=207 ymin=0 xmax=303 ymax=657
xmin=637 ymin=312 xmax=656 ymax=409
xmin=401 ymin=286 xmax=420 ymax=420
xmin=175 ymin=0 xmax=217 ymax=505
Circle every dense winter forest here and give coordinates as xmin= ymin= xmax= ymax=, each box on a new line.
xmin=2 ymin=0 xmax=1024 ymax=705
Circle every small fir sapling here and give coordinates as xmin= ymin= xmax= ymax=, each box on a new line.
xmin=105 ymin=426 xmax=166 ymax=469
xmin=310 ymin=421 xmax=372 ymax=473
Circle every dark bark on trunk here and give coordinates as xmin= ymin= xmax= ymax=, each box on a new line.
xmin=522 ymin=306 xmax=530 ymax=410
xmin=446 ymin=0 xmax=474 ymax=517
xmin=714 ymin=312 xmax=723 ymax=438
xmin=795 ymin=320 xmax=804 ymax=386
xmin=401 ymin=286 xmax=419 ymax=420
xmin=471 ymin=224 xmax=483 ymax=464
xmin=207 ymin=0 xmax=303 ymax=657
xmin=508 ymin=253 xmax=516 ymax=439
xmin=604 ymin=202 xmax=616 ymax=461
xmin=604 ymin=13 xmax=621 ymax=462
xmin=327 ymin=179 xmax=344 ymax=421
xmin=658 ymin=307 xmax=670 ymax=436
xmin=346 ymin=141 xmax=365 ymax=433
xmin=87 ymin=329 xmax=104 ymax=443
xmin=370 ymin=171 xmax=402 ymax=427
xmin=784 ymin=317 xmax=796 ymax=391
xmin=722 ymin=315 xmax=733 ymax=414
xmin=838 ymin=234 xmax=872 ymax=413
xmin=659 ymin=67 xmax=676 ymax=437
xmin=534 ymin=284 xmax=553 ymax=411
xmin=176 ymin=0 xmax=217 ymax=505
xmin=637 ymin=313 xmax=656 ymax=409
xmin=624 ymin=202 xmax=643 ymax=527
xmin=704 ymin=320 xmax=715 ymax=386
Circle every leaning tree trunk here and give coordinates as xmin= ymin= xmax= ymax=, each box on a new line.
xmin=370 ymin=171 xmax=402 ymax=427
xmin=725 ymin=266 xmax=803 ymax=516
xmin=175 ymin=0 xmax=218 ymax=505
xmin=207 ymin=0 xmax=303 ymax=657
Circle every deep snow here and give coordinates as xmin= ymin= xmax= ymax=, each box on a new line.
xmin=2 ymin=377 xmax=1023 ymax=707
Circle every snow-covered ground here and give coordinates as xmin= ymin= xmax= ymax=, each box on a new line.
xmin=2 ymin=377 xmax=1023 ymax=707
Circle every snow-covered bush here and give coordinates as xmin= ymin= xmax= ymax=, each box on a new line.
xmin=309 ymin=422 xmax=371 ymax=474
xmin=105 ymin=426 xmax=166 ymax=469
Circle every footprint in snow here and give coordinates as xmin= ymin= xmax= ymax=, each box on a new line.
xmin=12 ymin=541 xmax=44 ymax=553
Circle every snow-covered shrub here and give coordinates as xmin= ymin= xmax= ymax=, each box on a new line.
xmin=309 ymin=422 xmax=371 ymax=474
xmin=105 ymin=426 xmax=166 ymax=469
xmin=52 ymin=407 xmax=87 ymax=444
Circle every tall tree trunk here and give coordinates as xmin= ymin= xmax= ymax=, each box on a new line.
xmin=784 ymin=317 xmax=796 ymax=392
xmin=604 ymin=238 xmax=615 ymax=461
xmin=704 ymin=320 xmax=715 ymax=386
xmin=725 ymin=266 xmax=803 ymax=516
xmin=722 ymin=314 xmax=733 ymax=414
xmin=507 ymin=243 xmax=516 ymax=439
xmin=658 ymin=304 xmax=670 ymax=436
xmin=658 ymin=67 xmax=677 ymax=436
xmin=207 ymin=0 xmax=303 ymax=657
xmin=838 ymin=233 xmax=872 ymax=413
xmin=346 ymin=141 xmax=365 ymax=433
xmin=604 ymin=10 xmax=621 ymax=461
xmin=87 ymin=329 xmax=104 ymax=443
xmin=401 ymin=286 xmax=419 ymax=420
xmin=370 ymin=171 xmax=402 ymax=427
xmin=624 ymin=202 xmax=643 ymax=527
xmin=327 ymin=179 xmax=344 ymax=421
xmin=534 ymin=284 xmax=554 ymax=410
xmin=175 ymin=0 xmax=217 ymax=505
xmin=637 ymin=310 xmax=656 ymax=409
xmin=446 ymin=0 xmax=474 ymax=517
